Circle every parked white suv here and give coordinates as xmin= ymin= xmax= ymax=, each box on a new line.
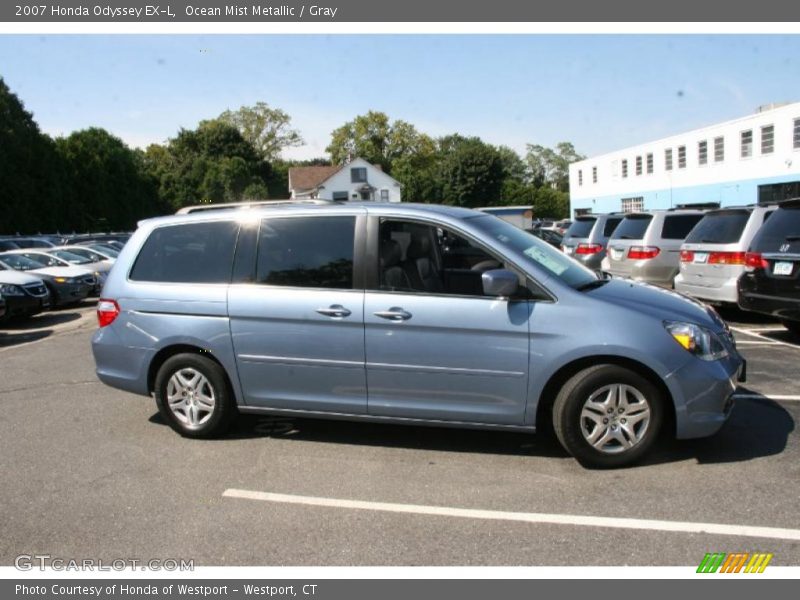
xmin=675 ymin=205 xmax=777 ymax=304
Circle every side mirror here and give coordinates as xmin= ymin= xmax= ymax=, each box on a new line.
xmin=481 ymin=269 xmax=519 ymax=298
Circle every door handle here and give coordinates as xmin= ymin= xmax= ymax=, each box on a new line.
xmin=373 ymin=307 xmax=412 ymax=321
xmin=316 ymin=304 xmax=351 ymax=318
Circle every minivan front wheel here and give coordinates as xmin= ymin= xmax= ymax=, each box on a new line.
xmin=154 ymin=353 xmax=236 ymax=438
xmin=553 ymin=365 xmax=664 ymax=468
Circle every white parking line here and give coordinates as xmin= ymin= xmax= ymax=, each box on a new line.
xmin=733 ymin=341 xmax=780 ymax=346
xmin=730 ymin=326 xmax=800 ymax=350
xmin=222 ymin=489 xmax=800 ymax=542
xmin=733 ymin=393 xmax=800 ymax=402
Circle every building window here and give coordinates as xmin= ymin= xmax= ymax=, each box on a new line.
xmin=646 ymin=153 xmax=653 ymax=174
xmin=350 ymin=167 xmax=367 ymax=183
xmin=621 ymin=159 xmax=628 ymax=178
xmin=380 ymin=189 xmax=389 ymax=201
xmin=678 ymin=145 xmax=686 ymax=169
xmin=635 ymin=156 xmax=642 ymax=176
xmin=761 ymin=124 xmax=774 ymax=154
xmin=592 ymin=166 xmax=597 ymax=183
xmin=665 ymin=148 xmax=673 ymax=171
xmin=794 ymin=118 xmax=800 ymax=149
xmin=741 ymin=130 xmax=753 ymax=158
xmin=714 ymin=136 xmax=725 ymax=162
xmin=578 ymin=170 xmax=583 ymax=186
xmin=621 ymin=197 xmax=644 ymax=213
xmin=698 ymin=140 xmax=708 ymax=165
xmin=332 ymin=191 xmax=348 ymax=202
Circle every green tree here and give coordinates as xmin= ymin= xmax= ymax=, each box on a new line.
xmin=144 ymin=120 xmax=271 ymax=210
xmin=217 ymin=102 xmax=303 ymax=162
xmin=525 ymin=142 xmax=585 ymax=192
xmin=437 ymin=136 xmax=504 ymax=208
xmin=326 ymin=111 xmax=433 ymax=173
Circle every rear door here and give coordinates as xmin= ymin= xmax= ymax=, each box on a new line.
xmin=654 ymin=213 xmax=706 ymax=282
xmin=228 ymin=213 xmax=368 ymax=414
xmin=562 ymin=217 xmax=596 ymax=256
xmin=680 ymin=209 xmax=751 ymax=288
xmin=750 ymin=204 xmax=800 ymax=297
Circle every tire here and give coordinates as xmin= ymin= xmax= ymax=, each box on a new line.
xmin=154 ymin=353 xmax=236 ymax=438
xmin=782 ymin=320 xmax=800 ymax=337
xmin=553 ymin=365 xmax=664 ymax=469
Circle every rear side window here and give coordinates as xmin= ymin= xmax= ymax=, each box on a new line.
xmin=611 ymin=215 xmax=653 ymax=240
xmin=256 ymin=216 xmax=355 ymax=289
xmin=684 ymin=211 xmax=750 ymax=244
xmin=602 ymin=217 xmax=623 ymax=237
xmin=565 ymin=218 xmax=596 ymax=238
xmin=661 ymin=214 xmax=704 ymax=240
xmin=750 ymin=207 xmax=800 ymax=252
xmin=130 ymin=221 xmax=239 ymax=283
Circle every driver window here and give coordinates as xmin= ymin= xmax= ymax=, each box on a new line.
xmin=377 ymin=218 xmax=522 ymax=297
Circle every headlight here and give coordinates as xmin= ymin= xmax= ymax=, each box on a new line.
xmin=54 ymin=277 xmax=76 ymax=284
xmin=0 ymin=283 xmax=25 ymax=296
xmin=664 ymin=321 xmax=729 ymax=361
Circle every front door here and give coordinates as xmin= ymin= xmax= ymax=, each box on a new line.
xmin=364 ymin=218 xmax=531 ymax=425
xmin=228 ymin=214 xmax=368 ymax=414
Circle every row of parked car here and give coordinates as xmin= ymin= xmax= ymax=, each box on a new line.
xmin=0 ymin=233 xmax=130 ymax=322
xmin=561 ymin=199 xmax=800 ymax=334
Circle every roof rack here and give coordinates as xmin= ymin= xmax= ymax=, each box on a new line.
xmin=175 ymin=199 xmax=337 ymax=215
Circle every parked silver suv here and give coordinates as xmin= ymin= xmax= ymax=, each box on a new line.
xmin=602 ymin=209 xmax=707 ymax=288
xmin=562 ymin=213 xmax=624 ymax=270
xmin=91 ymin=202 xmax=743 ymax=468
xmin=675 ymin=205 xmax=776 ymax=304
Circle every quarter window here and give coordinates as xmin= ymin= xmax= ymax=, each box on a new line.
xmin=661 ymin=214 xmax=704 ymax=240
xmin=130 ymin=221 xmax=239 ymax=283
xmin=741 ymin=130 xmax=753 ymax=158
xmin=256 ymin=216 xmax=355 ymax=289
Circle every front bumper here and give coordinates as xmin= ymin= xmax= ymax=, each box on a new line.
xmin=667 ymin=350 xmax=744 ymax=439
xmin=0 ymin=293 xmax=50 ymax=319
xmin=52 ymin=282 xmax=93 ymax=306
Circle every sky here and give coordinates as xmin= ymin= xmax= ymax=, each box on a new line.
xmin=0 ymin=34 xmax=798 ymax=161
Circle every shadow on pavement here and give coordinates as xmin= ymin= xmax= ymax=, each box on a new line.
xmin=0 ymin=329 xmax=53 ymax=348
xmin=0 ymin=311 xmax=81 ymax=332
xmin=148 ymin=389 xmax=794 ymax=468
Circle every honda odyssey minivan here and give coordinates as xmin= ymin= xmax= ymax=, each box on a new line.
xmin=92 ymin=203 xmax=744 ymax=468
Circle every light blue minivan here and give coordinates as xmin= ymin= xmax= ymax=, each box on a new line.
xmin=92 ymin=203 xmax=745 ymax=468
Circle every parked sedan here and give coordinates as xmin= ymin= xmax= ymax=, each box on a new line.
xmin=0 ymin=252 xmax=94 ymax=307
xmin=10 ymin=249 xmax=108 ymax=294
xmin=0 ymin=265 xmax=51 ymax=320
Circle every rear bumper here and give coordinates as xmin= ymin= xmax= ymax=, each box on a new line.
xmin=92 ymin=326 xmax=153 ymax=396
xmin=674 ymin=274 xmax=739 ymax=304
xmin=605 ymin=263 xmax=677 ymax=288
xmin=667 ymin=351 xmax=743 ymax=439
xmin=738 ymin=275 xmax=800 ymax=322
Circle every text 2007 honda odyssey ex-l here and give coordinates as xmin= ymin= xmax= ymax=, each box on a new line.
xmin=92 ymin=203 xmax=744 ymax=468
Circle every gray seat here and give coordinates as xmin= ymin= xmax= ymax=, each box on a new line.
xmin=404 ymin=233 xmax=443 ymax=293
xmin=380 ymin=239 xmax=411 ymax=291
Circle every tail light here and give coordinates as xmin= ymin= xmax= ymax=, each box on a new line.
xmin=744 ymin=252 xmax=769 ymax=272
xmin=708 ymin=251 xmax=746 ymax=265
xmin=97 ymin=298 xmax=120 ymax=327
xmin=628 ymin=246 xmax=661 ymax=260
xmin=680 ymin=250 xmax=694 ymax=263
xmin=575 ymin=243 xmax=603 ymax=255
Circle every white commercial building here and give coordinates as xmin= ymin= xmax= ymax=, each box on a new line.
xmin=568 ymin=102 xmax=800 ymax=216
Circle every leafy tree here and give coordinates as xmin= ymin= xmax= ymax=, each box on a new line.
xmin=525 ymin=142 xmax=585 ymax=192
xmin=437 ymin=136 xmax=504 ymax=208
xmin=326 ymin=111 xmax=433 ymax=173
xmin=217 ymin=102 xmax=303 ymax=162
xmin=144 ymin=120 xmax=271 ymax=209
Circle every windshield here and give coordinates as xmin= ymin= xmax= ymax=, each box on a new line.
xmin=470 ymin=215 xmax=598 ymax=289
xmin=89 ymin=245 xmax=120 ymax=257
xmin=611 ymin=215 xmax=653 ymax=240
xmin=684 ymin=210 xmax=750 ymax=244
xmin=0 ymin=254 xmax=45 ymax=271
xmin=50 ymin=250 xmax=91 ymax=264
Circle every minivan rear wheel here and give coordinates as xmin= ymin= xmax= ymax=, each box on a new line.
xmin=553 ymin=365 xmax=664 ymax=468
xmin=154 ymin=353 xmax=236 ymax=438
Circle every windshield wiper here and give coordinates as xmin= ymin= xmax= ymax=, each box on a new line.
xmin=784 ymin=235 xmax=800 ymax=242
xmin=617 ymin=235 xmax=639 ymax=240
xmin=576 ymin=278 xmax=610 ymax=292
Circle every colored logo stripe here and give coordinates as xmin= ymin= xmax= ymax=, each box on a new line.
xmin=697 ymin=552 xmax=773 ymax=573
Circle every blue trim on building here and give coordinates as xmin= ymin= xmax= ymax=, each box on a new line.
xmin=571 ymin=173 xmax=800 ymax=214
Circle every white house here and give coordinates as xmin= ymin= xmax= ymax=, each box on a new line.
xmin=568 ymin=102 xmax=800 ymax=216
xmin=288 ymin=157 xmax=402 ymax=202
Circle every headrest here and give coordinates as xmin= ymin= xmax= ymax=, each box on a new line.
xmin=380 ymin=239 xmax=403 ymax=269
xmin=406 ymin=233 xmax=431 ymax=259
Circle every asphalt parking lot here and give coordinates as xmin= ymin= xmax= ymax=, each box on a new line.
xmin=1 ymin=304 xmax=798 ymax=567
